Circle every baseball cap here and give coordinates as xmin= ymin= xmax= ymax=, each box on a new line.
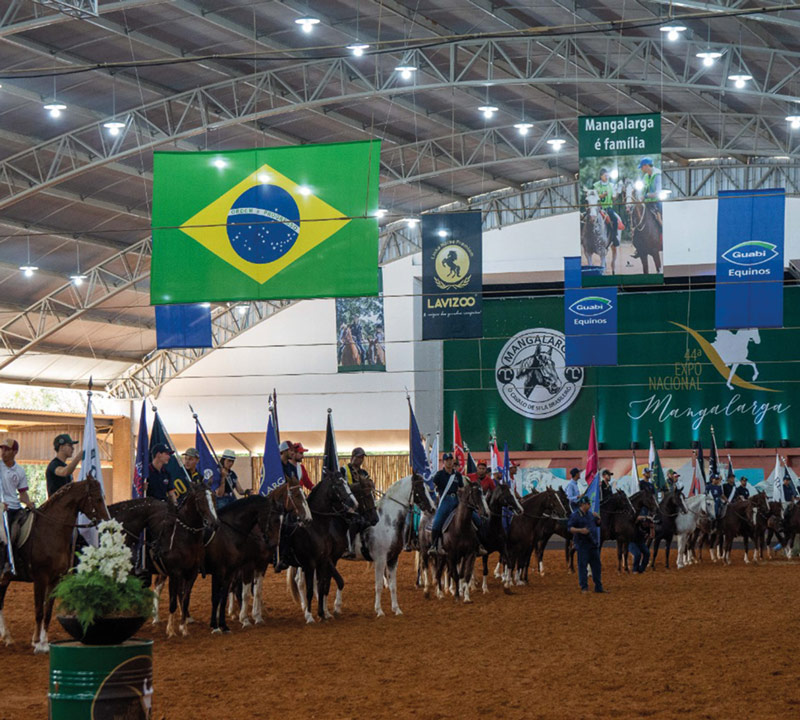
xmin=150 ymin=443 xmax=173 ymax=458
xmin=278 ymin=441 xmax=292 ymax=453
xmin=570 ymin=467 xmax=581 ymax=478
xmin=220 ymin=449 xmax=237 ymax=460
xmin=578 ymin=495 xmax=591 ymax=505
xmin=601 ymin=468 xmax=613 ymax=476
xmin=182 ymin=447 xmax=200 ymax=459
xmin=442 ymin=452 xmax=454 ymax=461
xmin=293 ymin=443 xmax=309 ymax=454
xmin=351 ymin=447 xmax=366 ymax=458
xmin=638 ymin=157 xmax=653 ymax=168
xmin=0 ymin=439 xmax=19 ymax=452
xmin=476 ymin=459 xmax=487 ymax=467
xmin=642 ymin=467 xmax=652 ymax=474
xmin=54 ymin=433 xmax=77 ymax=449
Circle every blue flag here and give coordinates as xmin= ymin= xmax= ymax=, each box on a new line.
xmin=408 ymin=400 xmax=435 ymax=493
xmin=195 ymin=423 xmax=220 ymax=491
xmin=502 ymin=442 xmax=510 ymax=485
xmin=155 ymin=303 xmax=213 ymax=349
xmin=132 ymin=400 xmax=148 ymax=498
xmin=259 ymin=415 xmax=284 ymax=495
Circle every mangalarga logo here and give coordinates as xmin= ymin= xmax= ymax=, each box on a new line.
xmin=670 ymin=322 xmax=777 ymax=393
xmin=721 ymin=241 xmax=778 ymax=267
xmin=568 ymin=296 xmax=613 ymax=318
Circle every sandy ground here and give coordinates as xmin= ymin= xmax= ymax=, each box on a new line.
xmin=0 ymin=548 xmax=798 ymax=720
xmin=586 ymin=241 xmax=663 ymax=277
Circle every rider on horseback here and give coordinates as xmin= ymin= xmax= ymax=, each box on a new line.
xmin=593 ymin=168 xmax=622 ymax=268
xmin=340 ymin=447 xmax=373 ymax=559
xmin=638 ymin=157 xmax=663 ymax=228
xmin=146 ymin=444 xmax=178 ymax=505
xmin=182 ymin=447 xmax=201 ymax=483
xmin=0 ymin=439 xmax=35 ymax=576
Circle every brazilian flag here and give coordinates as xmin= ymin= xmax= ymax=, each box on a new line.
xmin=151 ymin=140 xmax=380 ymax=304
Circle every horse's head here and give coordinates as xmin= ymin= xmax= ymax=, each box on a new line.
xmin=459 ymin=482 xmax=489 ymax=519
xmin=491 ymin=482 xmax=524 ymax=515
xmin=703 ymin=492 xmax=717 ymax=520
xmin=640 ymin=487 xmax=660 ymax=514
xmin=323 ymin=468 xmax=359 ymax=514
xmin=624 ymin=179 xmax=641 ymax=207
xmin=79 ymin=477 xmax=111 ymax=524
xmin=351 ymin=474 xmax=379 ymax=527
xmin=585 ymin=188 xmax=600 ymax=214
xmin=184 ymin=481 xmax=219 ymax=531
xmin=253 ymin=495 xmax=282 ymax=549
xmin=281 ymin=475 xmax=312 ymax=524
xmin=749 ymin=328 xmax=761 ymax=345
xmin=411 ymin=472 xmax=436 ymax=513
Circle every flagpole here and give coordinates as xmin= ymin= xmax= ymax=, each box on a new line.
xmin=189 ymin=404 xmax=221 ymax=465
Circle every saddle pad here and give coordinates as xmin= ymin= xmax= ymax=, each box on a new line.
xmin=17 ymin=511 xmax=35 ymax=548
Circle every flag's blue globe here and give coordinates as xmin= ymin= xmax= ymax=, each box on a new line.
xmin=226 ymin=185 xmax=300 ymax=264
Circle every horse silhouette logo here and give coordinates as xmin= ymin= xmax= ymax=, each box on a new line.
xmin=433 ymin=242 xmax=471 ymax=290
xmin=442 ymin=249 xmax=462 ymax=279
xmin=495 ymin=328 xmax=584 ymax=419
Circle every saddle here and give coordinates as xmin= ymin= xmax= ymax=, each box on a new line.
xmin=424 ymin=509 xmax=457 ymax=534
xmin=1 ymin=508 xmax=34 ymax=549
xmin=599 ymin=209 xmax=625 ymax=231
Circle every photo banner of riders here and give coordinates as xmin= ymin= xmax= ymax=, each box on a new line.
xmin=336 ymin=268 xmax=386 ymax=373
xmin=564 ymin=257 xmax=618 ymax=367
xmin=715 ymin=188 xmax=785 ymax=330
xmin=578 ymin=113 xmax=663 ymax=286
xmin=421 ymin=211 xmax=483 ymax=340
xmin=445 ymin=287 xmax=800 ymax=451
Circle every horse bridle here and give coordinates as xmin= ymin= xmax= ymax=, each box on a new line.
xmin=32 ymin=483 xmax=106 ymax=529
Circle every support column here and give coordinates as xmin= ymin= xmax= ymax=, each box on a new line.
xmin=111 ymin=416 xmax=132 ymax=503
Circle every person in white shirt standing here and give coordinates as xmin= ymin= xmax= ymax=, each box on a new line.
xmin=0 ymin=439 xmax=34 ymax=575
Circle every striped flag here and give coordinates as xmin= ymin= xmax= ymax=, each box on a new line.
xmin=689 ymin=451 xmax=706 ymax=497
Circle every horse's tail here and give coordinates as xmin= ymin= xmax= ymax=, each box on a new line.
xmin=286 ymin=567 xmax=301 ymax=605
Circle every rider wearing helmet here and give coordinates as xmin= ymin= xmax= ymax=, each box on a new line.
xmin=217 ymin=449 xmax=247 ymax=509
xmin=593 ymin=168 xmax=622 ymax=268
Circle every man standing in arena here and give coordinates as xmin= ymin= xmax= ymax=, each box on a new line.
xmin=0 ymin=439 xmax=35 ymax=576
xmin=567 ymin=495 xmax=606 ymax=593
xmin=46 ymin=433 xmax=81 ymax=498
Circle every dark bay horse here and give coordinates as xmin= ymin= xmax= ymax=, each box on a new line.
xmin=433 ymin=483 xmax=489 ymax=603
xmin=599 ymin=491 xmax=639 ymax=573
xmin=204 ymin=495 xmax=280 ymax=633
xmin=625 ymin=180 xmax=662 ymax=275
xmin=285 ymin=469 xmax=358 ymax=623
xmin=719 ymin=494 xmax=768 ymax=565
xmin=0 ymin=479 xmax=108 ymax=652
xmin=477 ymin=483 xmax=523 ymax=594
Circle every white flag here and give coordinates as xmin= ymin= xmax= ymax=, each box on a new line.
xmin=648 ymin=437 xmax=656 ymax=472
xmin=771 ymin=451 xmax=782 ymax=503
xmin=78 ymin=391 xmax=105 ymax=546
xmin=428 ymin=433 xmax=439 ymax=479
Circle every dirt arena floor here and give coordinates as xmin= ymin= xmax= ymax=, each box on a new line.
xmin=0 ymin=548 xmax=797 ymax=720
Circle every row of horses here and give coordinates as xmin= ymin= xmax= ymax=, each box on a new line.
xmin=2 ymin=473 xmax=798 ymax=653
xmin=581 ymin=179 xmax=662 ymax=275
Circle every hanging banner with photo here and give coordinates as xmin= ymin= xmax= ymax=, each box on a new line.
xmin=578 ymin=113 xmax=663 ymax=287
xmin=716 ymin=188 xmax=785 ymax=329
xmin=336 ymin=270 xmax=386 ymax=373
xmin=421 ymin=211 xmax=483 ymax=340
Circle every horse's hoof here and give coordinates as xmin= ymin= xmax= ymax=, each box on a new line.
xmin=240 ymin=619 xmax=251 ymax=628
xmin=324 ymin=613 xmax=334 ymax=621
xmin=3 ymin=635 xmax=13 ymax=647
xmin=211 ymin=628 xmax=222 ymax=635
xmin=393 ymin=607 xmax=403 ymax=616
xmin=151 ymin=619 xmax=160 ymax=625
xmin=253 ymin=617 xmax=265 ymax=625
xmin=185 ymin=616 xmax=196 ymax=625
xmin=304 ymin=614 xmax=315 ymax=624
xmin=462 ymin=598 xmax=472 ymax=604
xmin=221 ymin=626 xmax=231 ymax=634
xmin=179 ymin=625 xmax=189 ymax=638
xmin=482 ymin=587 xmax=489 ymax=594
xmin=34 ymin=643 xmax=49 ymax=655
xmin=375 ymin=609 xmax=385 ymax=618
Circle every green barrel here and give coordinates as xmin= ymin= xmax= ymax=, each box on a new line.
xmin=49 ymin=640 xmax=153 ymax=720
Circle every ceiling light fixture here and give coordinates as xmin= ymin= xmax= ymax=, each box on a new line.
xmin=478 ymin=105 xmax=498 ymax=119
xmin=547 ymin=138 xmax=566 ymax=150
xmin=236 ymin=304 xmax=248 ymax=315
xmin=347 ymin=44 xmax=369 ymax=57
xmin=786 ymin=116 xmax=800 ymax=130
xmin=375 ymin=208 xmax=388 ymax=218
xmin=514 ymin=122 xmax=534 ymax=136
xmin=103 ymin=120 xmax=125 ymax=137
xmin=294 ymin=17 xmax=320 ymax=33
xmin=395 ymin=65 xmax=417 ymax=80
xmin=44 ymin=102 xmax=66 ymax=118
xmin=729 ymin=74 xmax=752 ymax=89
xmin=70 ymin=274 xmax=88 ymax=286
xmin=696 ymin=51 xmax=722 ymax=67
xmin=660 ymin=24 xmax=686 ymax=42
xmin=404 ymin=218 xmax=420 ymax=227
xmin=20 ymin=265 xmax=38 ymax=277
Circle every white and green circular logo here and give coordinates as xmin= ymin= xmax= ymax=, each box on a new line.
xmin=495 ymin=328 xmax=584 ymax=419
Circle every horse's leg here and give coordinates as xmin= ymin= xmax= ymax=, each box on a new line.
xmin=166 ymin=575 xmax=179 ymax=639
xmin=209 ymin=576 xmax=221 ymax=633
xmin=481 ymin=554 xmax=489 ymax=594
xmin=462 ymin=556 xmax=475 ymax=604
xmin=239 ymin=581 xmax=252 ymax=628
xmin=218 ymin=576 xmax=232 ymax=633
xmin=331 ymin=564 xmax=344 ymax=616
xmin=179 ymin=573 xmax=196 ymax=637
xmin=152 ymin=575 xmax=166 ymax=625
xmin=726 ymin=364 xmax=737 ymax=391
xmin=748 ymin=360 xmax=759 ymax=381
xmin=252 ymin=575 xmax=265 ymax=624
xmin=387 ymin=559 xmax=402 ymax=616
xmin=373 ymin=555 xmax=387 ymax=617
xmin=640 ymin=249 xmax=649 ymax=275
xmin=303 ymin=568 xmax=315 ymax=624
xmin=32 ymin=578 xmax=46 ymax=652
xmin=664 ymin=536 xmax=671 ymax=570
xmin=0 ymin=581 xmax=12 ymax=646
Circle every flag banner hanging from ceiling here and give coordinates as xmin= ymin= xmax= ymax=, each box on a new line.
xmin=155 ymin=303 xmax=213 ymax=349
xmin=151 ymin=141 xmax=380 ymax=304
xmin=578 ymin=113 xmax=663 ymax=287
xmin=715 ymin=188 xmax=785 ymax=329
xmin=336 ymin=268 xmax=385 ymax=373
xmin=422 ymin=211 xmax=482 ymax=340
xmin=564 ymin=256 xmax=617 ymax=366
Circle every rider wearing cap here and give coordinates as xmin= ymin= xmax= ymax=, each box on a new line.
xmin=565 ymin=467 xmax=582 ymax=512
xmin=340 ymin=447 xmax=373 ymax=559
xmin=46 ymin=433 xmax=81 ymax=498
xmin=293 ymin=443 xmax=314 ymax=491
xmin=666 ymin=468 xmax=683 ymax=494
xmin=218 ymin=449 xmax=247 ymax=510
xmin=593 ymin=168 xmax=622 ymax=267
xmin=722 ymin=471 xmax=737 ymax=503
xmin=429 ymin=452 xmax=468 ymax=555
xmin=182 ymin=447 xmax=201 ymax=483
xmin=146 ymin=443 xmax=177 ymax=504
xmin=279 ymin=441 xmax=298 ymax=481
xmin=707 ymin=474 xmax=724 ymax=518
xmin=567 ymin=495 xmax=606 ymax=593
xmin=733 ymin=476 xmax=750 ymax=502
xmin=638 ymin=157 xmax=663 ymax=226
xmin=639 ymin=467 xmax=656 ymax=495
xmin=600 ymin=469 xmax=614 ymax=503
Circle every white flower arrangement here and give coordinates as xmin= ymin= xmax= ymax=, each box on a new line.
xmin=76 ymin=519 xmax=133 ymax=584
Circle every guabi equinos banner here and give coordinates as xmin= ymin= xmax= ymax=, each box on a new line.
xmin=716 ymin=188 xmax=785 ymax=329
xmin=422 ymin=211 xmax=483 ymax=340
xmin=578 ymin=113 xmax=663 ymax=287
xmin=564 ymin=287 xmax=618 ymax=366
xmin=443 ymin=287 xmax=800 ymax=451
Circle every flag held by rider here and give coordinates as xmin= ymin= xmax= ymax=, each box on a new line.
xmin=259 ymin=415 xmax=284 ymax=496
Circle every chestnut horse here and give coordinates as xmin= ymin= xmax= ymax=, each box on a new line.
xmin=0 ymin=479 xmax=108 ymax=653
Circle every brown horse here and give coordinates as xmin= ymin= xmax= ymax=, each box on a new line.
xmin=340 ymin=326 xmax=361 ymax=366
xmin=718 ymin=494 xmax=768 ymax=564
xmin=624 ymin=180 xmax=662 ymax=274
xmin=0 ymin=479 xmax=109 ymax=652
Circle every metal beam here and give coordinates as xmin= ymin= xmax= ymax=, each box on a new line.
xmin=2 ymin=35 xmax=799 ymax=212
xmin=0 ymin=215 xmax=133 ymax=252
xmin=0 ymin=298 xmax=153 ymax=330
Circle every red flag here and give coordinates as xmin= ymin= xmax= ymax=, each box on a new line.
xmin=453 ymin=411 xmax=466 ymax=471
xmin=585 ymin=416 xmax=599 ymax=496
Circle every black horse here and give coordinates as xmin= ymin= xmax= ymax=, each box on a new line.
xmin=506 ymin=488 xmax=568 ymax=583
xmin=477 ymin=483 xmax=523 ymax=594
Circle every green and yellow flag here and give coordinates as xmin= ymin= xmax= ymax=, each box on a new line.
xmin=150 ymin=140 xmax=380 ymax=304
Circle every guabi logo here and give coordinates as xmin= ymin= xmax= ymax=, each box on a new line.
xmin=568 ymin=296 xmax=613 ymax=318
xmin=495 ymin=328 xmax=584 ymax=420
xmin=721 ymin=241 xmax=778 ymax=267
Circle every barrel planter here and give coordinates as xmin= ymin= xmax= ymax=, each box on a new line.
xmin=49 ymin=639 xmax=153 ymax=720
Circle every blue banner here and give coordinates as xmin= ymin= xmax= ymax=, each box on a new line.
xmin=155 ymin=304 xmax=213 ymax=349
xmin=716 ymin=189 xmax=784 ymax=329
xmin=564 ymin=287 xmax=618 ymax=366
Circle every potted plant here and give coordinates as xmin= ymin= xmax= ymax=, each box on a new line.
xmin=52 ymin=519 xmax=155 ymax=645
